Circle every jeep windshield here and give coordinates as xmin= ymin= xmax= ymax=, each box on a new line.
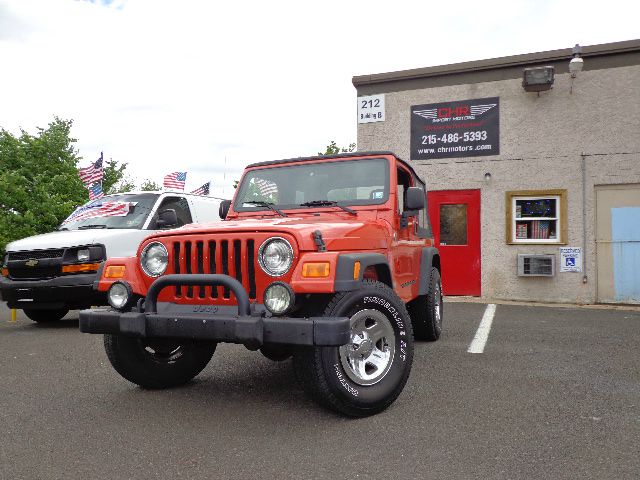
xmin=234 ymin=158 xmax=389 ymax=213
xmin=59 ymin=193 xmax=159 ymax=230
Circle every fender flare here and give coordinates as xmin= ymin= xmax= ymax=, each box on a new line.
xmin=334 ymin=253 xmax=392 ymax=291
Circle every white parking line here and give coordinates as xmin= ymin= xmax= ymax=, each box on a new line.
xmin=467 ymin=304 xmax=497 ymax=354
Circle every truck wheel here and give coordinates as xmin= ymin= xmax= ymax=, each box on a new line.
xmin=260 ymin=345 xmax=293 ymax=362
xmin=408 ymin=267 xmax=443 ymax=341
xmin=294 ymin=280 xmax=414 ymax=417
xmin=103 ymin=334 xmax=216 ymax=389
xmin=23 ymin=308 xmax=69 ymax=323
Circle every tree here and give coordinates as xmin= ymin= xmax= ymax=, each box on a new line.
xmin=318 ymin=140 xmax=356 ymax=156
xmin=103 ymin=158 xmax=135 ymax=194
xmin=140 ymin=179 xmax=161 ymax=191
xmin=0 ymin=118 xmax=86 ymax=256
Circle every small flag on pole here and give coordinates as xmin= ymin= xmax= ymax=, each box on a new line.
xmin=79 ymin=153 xmax=104 ymax=186
xmin=88 ymin=182 xmax=104 ymax=200
xmin=163 ymin=172 xmax=187 ymax=191
xmin=190 ymin=181 xmax=210 ymax=196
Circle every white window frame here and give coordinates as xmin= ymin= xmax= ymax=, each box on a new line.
xmin=506 ymin=190 xmax=567 ymax=245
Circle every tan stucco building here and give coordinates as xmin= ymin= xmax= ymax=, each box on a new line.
xmin=353 ymin=39 xmax=640 ymax=304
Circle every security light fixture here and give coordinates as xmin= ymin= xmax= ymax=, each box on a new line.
xmin=569 ymin=44 xmax=583 ymax=78
xmin=522 ymin=66 xmax=555 ymax=92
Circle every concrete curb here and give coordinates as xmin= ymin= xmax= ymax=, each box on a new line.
xmin=444 ymin=296 xmax=640 ymax=312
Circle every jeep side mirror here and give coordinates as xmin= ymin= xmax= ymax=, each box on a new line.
xmin=219 ymin=200 xmax=231 ymax=220
xmin=156 ymin=208 xmax=178 ymax=228
xmin=405 ymin=187 xmax=425 ymax=211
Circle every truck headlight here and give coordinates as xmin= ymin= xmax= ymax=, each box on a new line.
xmin=77 ymin=249 xmax=90 ymax=262
xmin=108 ymin=281 xmax=133 ymax=310
xmin=258 ymin=237 xmax=294 ymax=276
xmin=264 ymin=282 xmax=295 ymax=315
xmin=141 ymin=242 xmax=168 ymax=277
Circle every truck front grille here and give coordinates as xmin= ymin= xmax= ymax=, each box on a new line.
xmin=170 ymin=238 xmax=257 ymax=300
xmin=7 ymin=249 xmax=65 ymax=280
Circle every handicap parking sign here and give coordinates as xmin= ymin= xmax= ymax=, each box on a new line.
xmin=559 ymin=247 xmax=582 ymax=272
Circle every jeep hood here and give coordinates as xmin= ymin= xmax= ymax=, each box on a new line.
xmin=147 ymin=216 xmax=392 ymax=251
xmin=5 ymin=229 xmax=155 ymax=258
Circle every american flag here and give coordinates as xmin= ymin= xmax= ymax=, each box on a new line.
xmin=88 ymin=183 xmax=104 ymax=200
xmin=190 ymin=181 xmax=210 ymax=196
xmin=62 ymin=201 xmax=131 ymax=225
xmin=254 ymin=178 xmax=278 ymax=197
xmin=531 ymin=220 xmax=550 ymax=239
xmin=164 ymin=172 xmax=187 ymax=191
xmin=78 ymin=153 xmax=104 ymax=186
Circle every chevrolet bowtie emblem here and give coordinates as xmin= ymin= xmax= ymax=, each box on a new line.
xmin=25 ymin=259 xmax=39 ymax=267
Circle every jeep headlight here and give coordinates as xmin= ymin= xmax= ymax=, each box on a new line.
xmin=258 ymin=237 xmax=294 ymax=276
xmin=141 ymin=242 xmax=168 ymax=277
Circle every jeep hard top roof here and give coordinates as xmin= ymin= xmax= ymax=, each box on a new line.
xmin=246 ymin=151 xmax=426 ymax=187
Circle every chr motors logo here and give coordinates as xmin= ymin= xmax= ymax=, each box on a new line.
xmin=413 ymin=103 xmax=497 ymax=122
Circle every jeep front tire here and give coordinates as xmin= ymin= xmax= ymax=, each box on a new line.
xmin=294 ymin=280 xmax=414 ymax=417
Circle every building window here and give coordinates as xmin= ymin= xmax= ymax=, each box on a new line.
xmin=506 ymin=190 xmax=567 ymax=244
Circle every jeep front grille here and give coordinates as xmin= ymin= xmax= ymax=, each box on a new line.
xmin=170 ymin=238 xmax=257 ymax=300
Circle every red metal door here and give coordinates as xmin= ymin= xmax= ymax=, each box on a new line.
xmin=428 ymin=189 xmax=481 ymax=296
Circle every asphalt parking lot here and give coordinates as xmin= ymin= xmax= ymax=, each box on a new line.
xmin=1 ymin=301 xmax=639 ymax=480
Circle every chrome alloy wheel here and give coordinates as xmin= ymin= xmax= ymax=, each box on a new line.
xmin=434 ymin=282 xmax=442 ymax=327
xmin=339 ymin=309 xmax=396 ymax=386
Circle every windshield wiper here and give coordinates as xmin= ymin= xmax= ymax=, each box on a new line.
xmin=299 ymin=200 xmax=357 ymax=216
xmin=77 ymin=224 xmax=109 ymax=230
xmin=244 ymin=201 xmax=287 ymax=217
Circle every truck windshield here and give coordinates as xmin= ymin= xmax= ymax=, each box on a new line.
xmin=234 ymin=158 xmax=389 ymax=212
xmin=59 ymin=193 xmax=159 ymax=230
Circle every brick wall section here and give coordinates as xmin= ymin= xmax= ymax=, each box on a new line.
xmin=357 ymin=65 xmax=640 ymax=303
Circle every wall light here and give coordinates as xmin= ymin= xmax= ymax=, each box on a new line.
xmin=569 ymin=44 xmax=584 ymax=78
xmin=484 ymin=172 xmax=492 ymax=183
xmin=522 ymin=66 xmax=555 ymax=92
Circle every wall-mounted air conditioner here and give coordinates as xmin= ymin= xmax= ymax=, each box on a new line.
xmin=517 ymin=254 xmax=555 ymax=277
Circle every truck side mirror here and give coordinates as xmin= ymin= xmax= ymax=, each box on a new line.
xmin=219 ymin=200 xmax=231 ymax=220
xmin=156 ymin=208 xmax=178 ymax=228
xmin=405 ymin=187 xmax=425 ymax=211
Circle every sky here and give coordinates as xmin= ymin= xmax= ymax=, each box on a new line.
xmin=0 ymin=0 xmax=638 ymax=198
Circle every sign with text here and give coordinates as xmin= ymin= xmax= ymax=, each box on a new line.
xmin=559 ymin=247 xmax=583 ymax=272
xmin=358 ymin=94 xmax=385 ymax=123
xmin=411 ymin=97 xmax=500 ymax=160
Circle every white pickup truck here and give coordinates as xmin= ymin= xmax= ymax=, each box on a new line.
xmin=0 ymin=191 xmax=226 ymax=322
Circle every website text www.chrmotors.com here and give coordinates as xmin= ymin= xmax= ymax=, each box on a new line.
xmin=417 ymin=144 xmax=492 ymax=154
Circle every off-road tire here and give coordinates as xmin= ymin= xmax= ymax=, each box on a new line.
xmin=294 ymin=280 xmax=414 ymax=417
xmin=103 ymin=334 xmax=216 ymax=389
xmin=260 ymin=345 xmax=293 ymax=362
xmin=408 ymin=267 xmax=443 ymax=341
xmin=23 ymin=308 xmax=69 ymax=323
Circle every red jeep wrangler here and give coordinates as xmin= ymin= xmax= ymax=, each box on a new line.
xmin=79 ymin=151 xmax=442 ymax=417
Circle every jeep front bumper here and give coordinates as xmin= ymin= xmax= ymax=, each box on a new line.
xmin=79 ymin=274 xmax=350 ymax=347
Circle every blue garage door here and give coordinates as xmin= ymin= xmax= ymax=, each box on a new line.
xmin=611 ymin=207 xmax=640 ymax=303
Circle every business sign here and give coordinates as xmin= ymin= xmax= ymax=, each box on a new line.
xmin=411 ymin=97 xmax=500 ymax=160
xmin=559 ymin=247 xmax=583 ymax=273
xmin=358 ymin=94 xmax=385 ymax=124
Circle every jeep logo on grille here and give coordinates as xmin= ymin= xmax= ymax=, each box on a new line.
xmin=25 ymin=259 xmax=39 ymax=267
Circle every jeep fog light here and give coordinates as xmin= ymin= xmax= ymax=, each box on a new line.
xmin=108 ymin=281 xmax=133 ymax=310
xmin=259 ymin=237 xmax=294 ymax=276
xmin=77 ymin=249 xmax=90 ymax=262
xmin=263 ymin=282 xmax=295 ymax=315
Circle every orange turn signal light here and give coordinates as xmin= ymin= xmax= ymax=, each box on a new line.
xmin=353 ymin=261 xmax=361 ymax=280
xmin=104 ymin=265 xmax=126 ymax=279
xmin=62 ymin=263 xmax=101 ymax=273
xmin=302 ymin=262 xmax=330 ymax=278
xmin=1 ymin=267 xmax=8 ymax=277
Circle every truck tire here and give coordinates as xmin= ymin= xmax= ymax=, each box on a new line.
xmin=260 ymin=345 xmax=293 ymax=362
xmin=294 ymin=280 xmax=414 ymax=417
xmin=103 ymin=334 xmax=216 ymax=389
xmin=23 ymin=308 xmax=69 ymax=323
xmin=408 ymin=267 xmax=443 ymax=341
